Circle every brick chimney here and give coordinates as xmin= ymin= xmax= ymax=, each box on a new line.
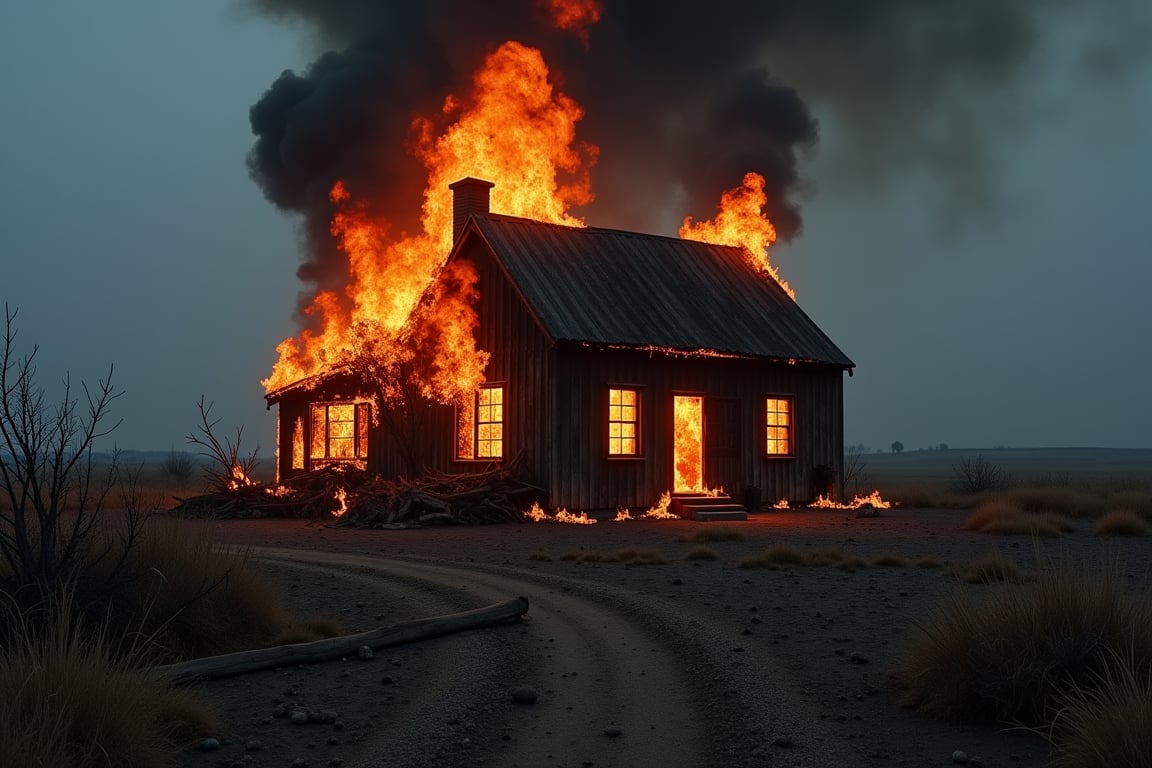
xmin=448 ymin=177 xmax=495 ymax=244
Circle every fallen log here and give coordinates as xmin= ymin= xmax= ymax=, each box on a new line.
xmin=158 ymin=596 xmax=529 ymax=685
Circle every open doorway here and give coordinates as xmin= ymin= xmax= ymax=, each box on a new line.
xmin=673 ymin=395 xmax=703 ymax=492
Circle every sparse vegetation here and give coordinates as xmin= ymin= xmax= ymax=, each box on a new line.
xmin=872 ymin=553 xmax=909 ymax=568
xmin=1094 ymin=509 xmax=1152 ymax=537
xmin=897 ymin=555 xmax=1152 ymax=727
xmin=1050 ymin=652 xmax=1152 ymax=768
xmin=616 ymin=548 xmax=666 ymax=565
xmin=527 ymin=550 xmax=551 ymax=561
xmin=160 ymin=449 xmax=197 ymax=485
xmin=965 ymin=499 xmax=1072 ymax=537
xmin=952 ymin=454 xmax=1009 ymax=493
xmin=950 ymin=556 xmax=1023 ymax=584
xmin=684 ymin=546 xmax=719 ymax=561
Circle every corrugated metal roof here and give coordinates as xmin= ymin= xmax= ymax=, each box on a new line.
xmin=467 ymin=214 xmax=854 ymax=368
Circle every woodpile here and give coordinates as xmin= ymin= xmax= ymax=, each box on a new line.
xmin=170 ymin=456 xmax=544 ymax=527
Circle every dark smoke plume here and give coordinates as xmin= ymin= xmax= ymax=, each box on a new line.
xmin=241 ymin=0 xmax=1147 ymax=315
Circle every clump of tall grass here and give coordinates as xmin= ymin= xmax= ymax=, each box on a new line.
xmin=1004 ymin=487 xmax=1104 ymax=518
xmin=895 ymin=555 xmax=1152 ymax=726
xmin=965 ymin=499 xmax=1071 ymax=537
xmin=950 ymin=556 xmax=1023 ymax=584
xmin=684 ymin=546 xmax=719 ymax=561
xmin=616 ymin=548 xmax=667 ymax=565
xmin=1094 ymin=509 xmax=1152 ymax=537
xmin=739 ymin=545 xmax=865 ymax=570
xmin=1051 ymin=652 xmax=1152 ymax=768
xmin=0 ymin=592 xmax=217 ymax=767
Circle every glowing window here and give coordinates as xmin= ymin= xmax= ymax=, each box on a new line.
xmin=475 ymin=386 xmax=504 ymax=459
xmin=765 ymin=397 xmax=792 ymax=456
xmin=608 ymin=387 xmax=639 ymax=456
xmin=309 ymin=402 xmax=370 ymax=461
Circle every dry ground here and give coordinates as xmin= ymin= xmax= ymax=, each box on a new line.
xmin=174 ymin=507 xmax=1152 ymax=768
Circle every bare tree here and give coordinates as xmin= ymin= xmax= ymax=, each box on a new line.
xmin=0 ymin=304 xmax=123 ymax=595
xmin=186 ymin=396 xmax=260 ymax=493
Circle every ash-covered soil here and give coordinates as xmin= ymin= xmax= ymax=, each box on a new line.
xmin=175 ymin=508 xmax=1152 ymax=768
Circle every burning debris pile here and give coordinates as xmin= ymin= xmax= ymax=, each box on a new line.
xmin=170 ymin=460 xmax=544 ymax=526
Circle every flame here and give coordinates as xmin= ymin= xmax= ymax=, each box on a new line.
xmin=291 ymin=416 xmax=304 ymax=470
xmin=673 ymin=396 xmax=703 ymax=492
xmin=264 ymin=41 xmax=596 ymax=396
xmin=680 ymin=172 xmax=794 ymax=299
xmin=772 ymin=498 xmax=790 ymax=509
xmin=613 ymin=508 xmax=633 ymax=521
xmin=540 ymin=0 xmax=601 ymax=42
xmin=264 ymin=485 xmax=295 ymax=498
xmin=807 ymin=490 xmax=893 ymax=510
xmin=641 ymin=491 xmax=676 ymax=519
xmin=525 ymin=501 xmax=597 ymax=524
xmin=227 ymin=465 xmax=254 ymax=491
xmin=332 ymin=487 xmax=349 ymax=517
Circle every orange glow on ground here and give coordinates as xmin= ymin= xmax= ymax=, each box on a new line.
xmin=803 ymin=491 xmax=893 ymax=510
xmin=673 ymin=396 xmax=703 ymax=492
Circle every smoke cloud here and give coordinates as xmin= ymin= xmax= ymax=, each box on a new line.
xmin=240 ymin=0 xmax=1147 ymax=315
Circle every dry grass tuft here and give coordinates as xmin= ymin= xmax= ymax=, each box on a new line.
xmin=527 ymin=551 xmax=552 ymax=561
xmin=915 ymin=557 xmax=945 ymax=569
xmin=1103 ymin=490 xmax=1152 ymax=519
xmin=1051 ymin=653 xmax=1152 ymax=768
xmin=965 ymin=499 xmax=1024 ymax=531
xmin=1094 ymin=509 xmax=1152 ymax=537
xmin=616 ymin=549 xmax=666 ymax=565
xmin=981 ymin=515 xmax=1064 ymax=538
xmin=951 ymin=556 xmax=1023 ymax=584
xmin=272 ymin=616 xmax=346 ymax=646
xmin=688 ymin=527 xmax=745 ymax=543
xmin=684 ymin=546 xmax=719 ymax=561
xmin=1005 ymin=487 xmax=1104 ymax=518
xmin=872 ymin=553 xmax=909 ymax=568
xmin=740 ymin=545 xmax=868 ymax=570
xmin=896 ymin=555 xmax=1152 ymax=726
xmin=0 ymin=594 xmax=217 ymax=767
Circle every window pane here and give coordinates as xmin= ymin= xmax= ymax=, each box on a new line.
xmin=310 ymin=404 xmax=325 ymax=458
xmin=329 ymin=437 xmax=355 ymax=459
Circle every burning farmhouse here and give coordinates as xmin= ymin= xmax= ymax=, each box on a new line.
xmin=264 ymin=177 xmax=854 ymax=519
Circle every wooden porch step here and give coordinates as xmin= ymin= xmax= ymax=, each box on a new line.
xmin=682 ymin=503 xmax=748 ymax=522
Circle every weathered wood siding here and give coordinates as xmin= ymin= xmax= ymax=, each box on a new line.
xmin=548 ymin=347 xmax=844 ymax=511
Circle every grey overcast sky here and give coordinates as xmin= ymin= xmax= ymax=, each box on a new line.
xmin=0 ymin=1 xmax=1149 ymax=454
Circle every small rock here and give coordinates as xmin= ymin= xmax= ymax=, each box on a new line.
xmin=199 ymin=737 xmax=221 ymax=751
xmin=604 ymin=725 xmax=623 ymax=737
xmin=381 ymin=676 xmax=394 ymax=685
xmin=357 ymin=645 xmax=374 ymax=660
xmin=244 ymin=739 xmax=263 ymax=752
xmin=952 ymin=750 xmax=969 ymax=765
xmin=510 ymin=685 xmax=539 ymax=705
xmin=290 ymin=711 xmax=309 ymax=725
xmin=848 ymin=651 xmax=869 ymax=664
xmin=773 ymin=735 xmax=796 ymax=748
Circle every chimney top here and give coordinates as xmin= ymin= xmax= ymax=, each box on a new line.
xmin=449 ymin=177 xmax=495 ymax=244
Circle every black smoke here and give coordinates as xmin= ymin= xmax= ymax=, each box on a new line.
xmin=241 ymin=0 xmax=1144 ymax=313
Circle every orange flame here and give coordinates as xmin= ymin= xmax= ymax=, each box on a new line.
xmin=525 ymin=501 xmax=597 ymax=524
xmin=539 ymin=0 xmax=601 ymax=43
xmin=680 ymin=172 xmax=794 ymax=299
xmin=641 ymin=491 xmax=676 ymax=520
xmin=673 ymin=396 xmax=703 ymax=492
xmin=332 ymin=487 xmax=349 ymax=517
xmin=227 ymin=465 xmax=254 ymax=491
xmin=807 ymin=491 xmax=892 ymax=510
xmin=772 ymin=498 xmax=790 ymax=509
xmin=264 ymin=41 xmax=596 ymax=396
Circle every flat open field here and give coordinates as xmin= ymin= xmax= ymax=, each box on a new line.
xmin=175 ymin=501 xmax=1152 ymax=768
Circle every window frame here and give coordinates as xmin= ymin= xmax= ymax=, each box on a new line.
xmin=457 ymin=382 xmax=507 ymax=462
xmin=308 ymin=400 xmax=371 ymax=465
xmin=605 ymin=385 xmax=643 ymax=459
xmin=763 ymin=394 xmax=795 ymax=459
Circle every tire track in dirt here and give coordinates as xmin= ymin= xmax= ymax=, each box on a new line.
xmin=255 ymin=547 xmax=854 ymax=768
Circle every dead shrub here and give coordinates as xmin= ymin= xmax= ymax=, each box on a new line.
xmin=616 ymin=549 xmax=666 ymax=565
xmin=896 ymin=556 xmax=1152 ymax=726
xmin=1094 ymin=509 xmax=1152 ymax=537
xmin=684 ymin=546 xmax=719 ymax=561
xmin=951 ymin=556 xmax=1022 ymax=584
xmin=952 ymin=454 xmax=1009 ymax=493
xmin=1104 ymin=490 xmax=1152 ymax=519
xmin=965 ymin=499 xmax=1024 ymax=531
xmin=0 ymin=593 xmax=217 ymax=767
xmin=1051 ymin=653 xmax=1152 ymax=768
xmin=688 ymin=527 xmax=745 ymax=543
xmin=739 ymin=545 xmax=806 ymax=570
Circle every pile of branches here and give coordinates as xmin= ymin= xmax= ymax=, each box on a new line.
xmin=170 ymin=457 xmax=544 ymax=527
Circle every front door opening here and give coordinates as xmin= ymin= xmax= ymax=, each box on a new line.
xmin=673 ymin=395 xmax=703 ymax=492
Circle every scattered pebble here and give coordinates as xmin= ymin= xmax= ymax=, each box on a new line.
xmin=952 ymin=749 xmax=969 ymax=764
xmin=198 ymin=737 xmax=221 ymax=751
xmin=510 ymin=685 xmax=539 ymax=705
xmin=603 ymin=725 xmax=623 ymax=737
xmin=357 ymin=645 xmax=374 ymax=660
